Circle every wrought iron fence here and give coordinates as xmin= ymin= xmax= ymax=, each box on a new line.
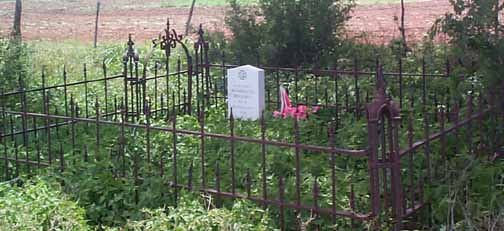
xmin=0 ymin=21 xmax=503 ymax=230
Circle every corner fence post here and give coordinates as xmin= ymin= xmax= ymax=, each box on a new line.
xmin=367 ymin=64 xmax=403 ymax=230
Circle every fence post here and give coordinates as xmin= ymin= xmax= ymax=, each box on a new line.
xmin=366 ymin=64 xmax=403 ymax=229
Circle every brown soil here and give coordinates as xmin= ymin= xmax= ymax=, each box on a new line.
xmin=0 ymin=0 xmax=463 ymax=45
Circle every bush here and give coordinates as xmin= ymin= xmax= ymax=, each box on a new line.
xmin=121 ymin=194 xmax=277 ymax=231
xmin=226 ymin=0 xmax=354 ymax=67
xmin=0 ymin=178 xmax=91 ymax=231
xmin=0 ymin=39 xmax=31 ymax=92
xmin=431 ymin=0 xmax=503 ymax=87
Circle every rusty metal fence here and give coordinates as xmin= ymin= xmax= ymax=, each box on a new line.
xmin=0 ymin=22 xmax=503 ymax=230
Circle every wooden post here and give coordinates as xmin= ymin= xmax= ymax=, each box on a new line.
xmin=400 ymin=0 xmax=408 ymax=53
xmin=94 ymin=1 xmax=101 ymax=48
xmin=13 ymin=0 xmax=22 ymax=40
xmin=185 ymin=0 xmax=197 ymax=36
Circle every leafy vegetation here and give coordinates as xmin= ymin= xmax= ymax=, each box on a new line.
xmin=226 ymin=0 xmax=354 ymax=66
xmin=0 ymin=39 xmax=30 ymax=90
xmin=0 ymin=178 xmax=90 ymax=231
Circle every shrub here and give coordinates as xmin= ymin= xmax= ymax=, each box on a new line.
xmin=121 ymin=194 xmax=277 ymax=231
xmin=431 ymin=0 xmax=503 ymax=87
xmin=0 ymin=39 xmax=30 ymax=92
xmin=226 ymin=0 xmax=354 ymax=67
xmin=0 ymin=178 xmax=91 ymax=231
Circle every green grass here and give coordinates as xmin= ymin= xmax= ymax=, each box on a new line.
xmin=161 ymin=0 xmax=425 ymax=7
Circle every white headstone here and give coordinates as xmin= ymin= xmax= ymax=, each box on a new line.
xmin=227 ymin=65 xmax=265 ymax=120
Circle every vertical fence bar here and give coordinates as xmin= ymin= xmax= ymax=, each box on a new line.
xmin=1 ymin=102 xmax=7 ymax=179
xmin=391 ymin=116 xmax=403 ymax=231
xmin=424 ymin=113 xmax=431 ymax=184
xmin=314 ymin=70 xmax=319 ymax=105
xmin=95 ymin=96 xmax=100 ymax=155
xmin=13 ymin=121 xmax=18 ymax=177
xmin=122 ymin=56 xmax=128 ymax=122
xmin=422 ymin=58 xmax=427 ymax=114
xmin=70 ymin=97 xmax=76 ymax=155
xmin=145 ymin=101 xmax=151 ymax=171
xmin=489 ymin=88 xmax=497 ymax=157
xmin=399 ymin=56 xmax=403 ymax=108
xmin=195 ymin=43 xmax=200 ymax=117
xmin=215 ymin=162 xmax=221 ymax=206
xmin=246 ymin=170 xmax=251 ymax=198
xmin=103 ymin=61 xmax=109 ymax=117
xmin=45 ymin=94 xmax=52 ymax=165
xmin=59 ymin=143 xmax=64 ymax=172
xmin=36 ymin=142 xmax=41 ymax=168
xmin=354 ymin=57 xmax=360 ymax=119
xmin=408 ymin=115 xmax=415 ymax=209
xmin=329 ymin=124 xmax=337 ymax=223
xmin=200 ymin=109 xmax=206 ymax=190
xmin=152 ymin=62 xmax=157 ymax=116
xmin=204 ymin=42 xmax=211 ymax=105
xmin=477 ymin=93 xmax=484 ymax=155
xmin=367 ymin=111 xmax=381 ymax=218
xmin=84 ymin=64 xmax=89 ymax=119
xmin=188 ymin=161 xmax=193 ymax=191
xmin=135 ymin=58 xmax=140 ymax=120
xmin=276 ymin=68 xmax=280 ymax=109
xmin=294 ymin=67 xmax=299 ymax=103
xmin=229 ymin=109 xmax=236 ymax=195
xmin=165 ymin=56 xmax=170 ymax=115
xmin=279 ymin=176 xmax=285 ymax=231
xmin=172 ymin=93 xmax=178 ymax=204
xmin=63 ymin=66 xmax=69 ymax=116
xmin=20 ymin=78 xmax=29 ymax=172
xmin=260 ymin=113 xmax=267 ymax=207
xmin=333 ymin=63 xmax=339 ymax=129
xmin=312 ymin=178 xmax=319 ymax=223
xmin=177 ymin=57 xmax=182 ymax=112
xmin=294 ymin=118 xmax=302 ymax=223
xmin=120 ymin=101 xmax=126 ymax=177
xmin=440 ymin=107 xmax=446 ymax=176
xmin=466 ymin=94 xmax=473 ymax=154
xmin=221 ymin=51 xmax=226 ymax=103
xmin=187 ymin=55 xmax=193 ymax=115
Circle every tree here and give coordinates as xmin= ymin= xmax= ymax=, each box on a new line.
xmin=185 ymin=0 xmax=197 ymax=36
xmin=432 ymin=0 xmax=503 ymax=86
xmin=226 ymin=0 xmax=354 ymax=67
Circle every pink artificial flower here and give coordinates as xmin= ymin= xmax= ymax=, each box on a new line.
xmin=273 ymin=87 xmax=320 ymax=120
